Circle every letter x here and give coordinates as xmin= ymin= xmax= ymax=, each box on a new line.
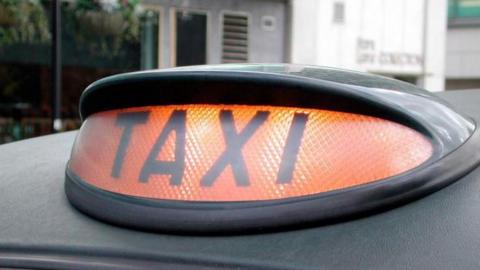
xmin=201 ymin=110 xmax=269 ymax=187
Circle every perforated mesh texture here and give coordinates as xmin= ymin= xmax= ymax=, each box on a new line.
xmin=69 ymin=105 xmax=432 ymax=201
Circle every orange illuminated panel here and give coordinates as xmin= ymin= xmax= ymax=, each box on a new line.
xmin=69 ymin=105 xmax=433 ymax=202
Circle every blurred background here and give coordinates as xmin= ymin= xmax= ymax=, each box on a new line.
xmin=0 ymin=0 xmax=479 ymax=144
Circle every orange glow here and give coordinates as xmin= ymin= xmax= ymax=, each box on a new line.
xmin=69 ymin=105 xmax=433 ymax=202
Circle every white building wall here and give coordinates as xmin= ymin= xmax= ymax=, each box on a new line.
xmin=446 ymin=27 xmax=480 ymax=79
xmin=290 ymin=0 xmax=318 ymax=65
xmin=421 ymin=0 xmax=447 ymax=92
xmin=290 ymin=0 xmax=447 ymax=91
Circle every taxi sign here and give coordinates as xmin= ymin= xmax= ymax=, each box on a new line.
xmin=70 ymin=105 xmax=432 ymax=202
xmin=65 ymin=64 xmax=479 ymax=233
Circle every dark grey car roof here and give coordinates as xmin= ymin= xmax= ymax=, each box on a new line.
xmin=1 ymin=90 xmax=480 ymax=270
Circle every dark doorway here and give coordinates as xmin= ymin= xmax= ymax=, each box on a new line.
xmin=175 ymin=11 xmax=207 ymax=66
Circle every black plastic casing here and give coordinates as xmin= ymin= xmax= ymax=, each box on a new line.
xmin=65 ymin=64 xmax=480 ymax=233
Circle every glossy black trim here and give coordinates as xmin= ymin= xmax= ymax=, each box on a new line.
xmin=80 ymin=72 xmax=419 ymax=121
xmin=65 ymin=127 xmax=480 ymax=234
xmin=78 ymin=68 xmax=473 ymax=155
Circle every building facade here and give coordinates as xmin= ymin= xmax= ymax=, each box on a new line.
xmin=141 ymin=0 xmax=288 ymax=67
xmin=0 ymin=0 xmax=450 ymax=143
xmin=0 ymin=0 xmax=289 ymax=143
xmin=445 ymin=0 xmax=480 ymax=90
xmin=290 ymin=0 xmax=448 ymax=92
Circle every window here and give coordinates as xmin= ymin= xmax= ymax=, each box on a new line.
xmin=140 ymin=9 xmax=161 ymax=70
xmin=333 ymin=2 xmax=345 ymax=24
xmin=449 ymin=0 xmax=480 ymax=18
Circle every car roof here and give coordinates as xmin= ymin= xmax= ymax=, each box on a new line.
xmin=1 ymin=89 xmax=480 ymax=269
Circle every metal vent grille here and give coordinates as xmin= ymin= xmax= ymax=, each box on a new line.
xmin=222 ymin=13 xmax=249 ymax=63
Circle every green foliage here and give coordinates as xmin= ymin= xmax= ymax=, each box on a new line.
xmin=0 ymin=0 xmax=142 ymax=52
xmin=0 ymin=0 xmax=145 ymax=60
xmin=70 ymin=0 xmax=142 ymax=57
xmin=75 ymin=0 xmax=102 ymax=11
xmin=0 ymin=0 xmax=51 ymax=46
